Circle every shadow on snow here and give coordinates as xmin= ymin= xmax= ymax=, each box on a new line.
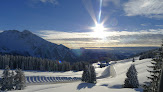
xmin=100 ymin=84 xmax=109 ymax=87
xmin=134 ymin=88 xmax=143 ymax=92
xmin=109 ymin=84 xmax=122 ymax=89
xmin=77 ymin=83 xmax=95 ymax=90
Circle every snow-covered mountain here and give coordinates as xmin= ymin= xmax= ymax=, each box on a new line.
xmin=0 ymin=30 xmax=76 ymax=62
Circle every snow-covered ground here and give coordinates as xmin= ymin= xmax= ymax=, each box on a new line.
xmin=4 ymin=57 xmax=152 ymax=92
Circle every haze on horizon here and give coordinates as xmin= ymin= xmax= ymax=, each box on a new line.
xmin=0 ymin=0 xmax=163 ymax=49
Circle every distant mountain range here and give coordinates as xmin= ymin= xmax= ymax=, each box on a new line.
xmin=0 ymin=30 xmax=159 ymax=63
xmin=72 ymin=47 xmax=159 ymax=62
xmin=0 ymin=30 xmax=76 ymax=62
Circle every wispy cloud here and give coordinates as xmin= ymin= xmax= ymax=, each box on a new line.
xmin=29 ymin=0 xmax=58 ymax=7
xmin=141 ymin=23 xmax=149 ymax=26
xmin=155 ymin=25 xmax=163 ymax=27
xmin=123 ymin=0 xmax=163 ymax=19
xmin=39 ymin=0 xmax=58 ymax=5
xmin=37 ymin=29 xmax=163 ymax=48
xmin=97 ymin=0 xmax=120 ymax=7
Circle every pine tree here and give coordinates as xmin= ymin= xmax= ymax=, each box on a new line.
xmin=144 ymin=40 xmax=163 ymax=92
xmin=124 ymin=64 xmax=139 ymax=88
xmin=14 ymin=69 xmax=26 ymax=90
xmin=10 ymin=70 xmax=15 ymax=90
xmin=1 ymin=66 xmax=14 ymax=90
xmin=82 ymin=65 xmax=89 ymax=82
xmin=82 ymin=65 xmax=96 ymax=83
xmin=89 ymin=65 xmax=96 ymax=83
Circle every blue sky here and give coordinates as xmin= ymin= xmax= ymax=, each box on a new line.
xmin=0 ymin=0 xmax=163 ymax=48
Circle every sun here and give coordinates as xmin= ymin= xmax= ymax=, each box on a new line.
xmin=91 ymin=23 xmax=107 ymax=38
xmin=92 ymin=23 xmax=105 ymax=33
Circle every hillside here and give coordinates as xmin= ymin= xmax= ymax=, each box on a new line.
xmin=5 ymin=57 xmax=152 ymax=92
xmin=0 ymin=30 xmax=76 ymax=62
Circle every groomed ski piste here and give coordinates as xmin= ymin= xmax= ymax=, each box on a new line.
xmin=0 ymin=57 xmax=152 ymax=92
xmin=25 ymin=76 xmax=81 ymax=85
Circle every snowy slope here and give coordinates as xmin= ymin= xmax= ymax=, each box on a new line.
xmin=96 ymin=57 xmax=151 ymax=89
xmin=6 ymin=57 xmax=152 ymax=92
xmin=0 ymin=30 xmax=76 ymax=62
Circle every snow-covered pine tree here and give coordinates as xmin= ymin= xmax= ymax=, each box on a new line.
xmin=10 ymin=70 xmax=15 ymax=90
xmin=1 ymin=66 xmax=14 ymax=90
xmin=82 ymin=65 xmax=89 ymax=82
xmin=158 ymin=40 xmax=163 ymax=92
xmin=89 ymin=65 xmax=96 ymax=83
xmin=81 ymin=65 xmax=96 ymax=83
xmin=143 ymin=40 xmax=163 ymax=92
xmin=14 ymin=69 xmax=26 ymax=90
xmin=124 ymin=64 xmax=139 ymax=88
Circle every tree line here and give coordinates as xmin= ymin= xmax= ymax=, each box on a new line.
xmin=139 ymin=49 xmax=159 ymax=60
xmin=0 ymin=54 xmax=89 ymax=72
